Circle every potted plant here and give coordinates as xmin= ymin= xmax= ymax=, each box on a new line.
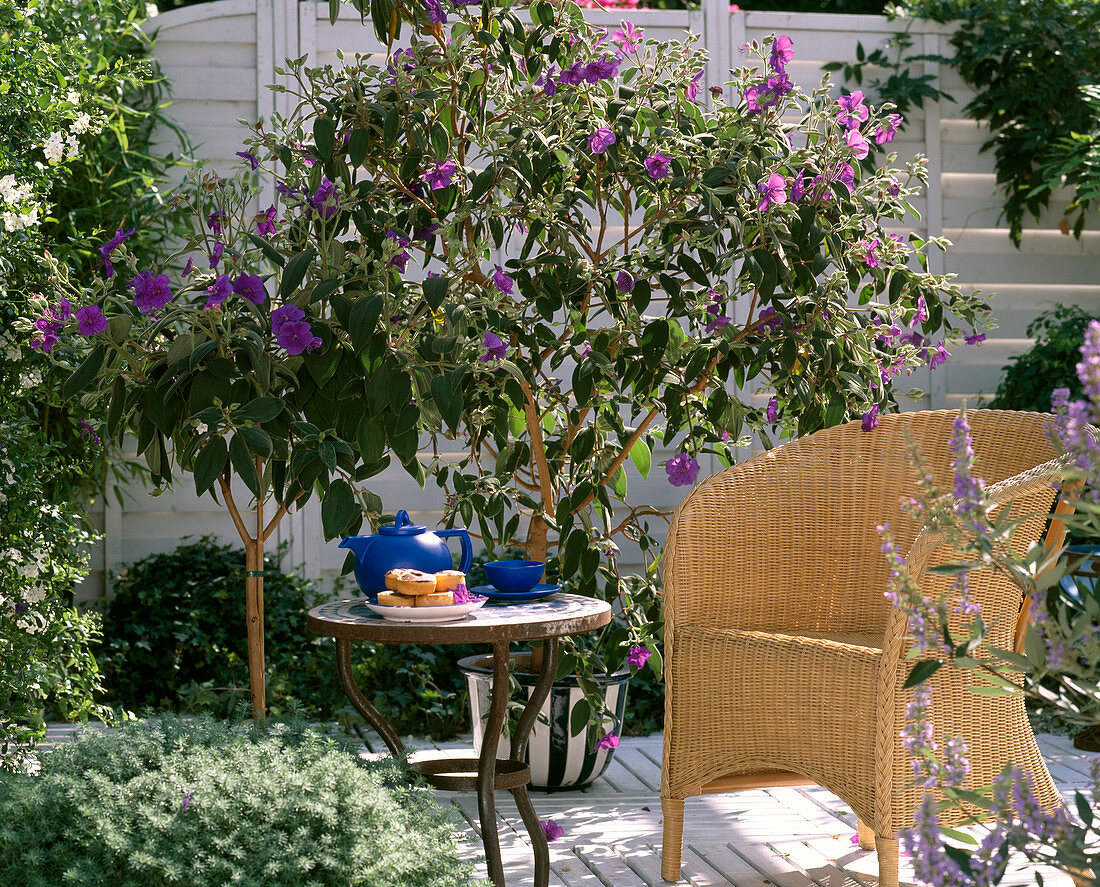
xmin=35 ymin=0 xmax=989 ymax=762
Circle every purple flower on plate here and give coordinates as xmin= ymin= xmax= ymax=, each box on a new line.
xmin=862 ymin=403 xmax=879 ymax=432
xmin=236 ymin=150 xmax=259 ymax=170
xmin=588 ymin=127 xmax=617 ymax=154
xmin=277 ymin=320 xmax=322 ymax=355
xmin=615 ymin=271 xmax=635 ymax=293
xmin=644 ymin=152 xmax=671 ymax=179
xmin=627 ymin=645 xmax=651 ymax=669
xmin=596 ymin=733 xmax=620 ymax=751
xmin=480 ymin=331 xmax=507 ymax=362
xmin=207 ymin=210 xmax=227 ymax=235
xmin=75 ymin=305 xmax=108 ymax=336
xmin=255 ymin=206 xmax=277 ymax=237
xmin=769 ymin=34 xmax=794 ymax=73
xmin=492 ymin=265 xmax=514 ymax=295
xmin=423 ymin=160 xmax=457 ymax=191
xmin=209 ymin=241 xmax=225 ymax=269
xmin=271 ymin=304 xmax=305 ymax=336
xmin=757 ymin=173 xmax=787 ymax=212
xmin=205 ymin=274 xmax=233 ymax=309
xmin=541 ymin=819 xmax=564 ymax=842
xmin=131 ymin=271 xmax=173 ymax=314
xmin=665 ymin=452 xmax=701 ymax=487
xmin=767 ymin=397 xmax=779 ymax=423
xmin=233 ymin=273 xmax=266 ymax=306
xmin=98 ymin=227 xmax=135 ymax=278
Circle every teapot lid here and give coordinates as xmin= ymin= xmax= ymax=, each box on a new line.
xmin=378 ymin=509 xmax=426 ymax=536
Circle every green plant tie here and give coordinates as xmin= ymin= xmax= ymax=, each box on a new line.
xmin=244 ymin=571 xmax=265 ymax=577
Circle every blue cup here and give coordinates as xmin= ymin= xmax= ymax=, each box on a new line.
xmin=484 ymin=560 xmax=545 ymax=593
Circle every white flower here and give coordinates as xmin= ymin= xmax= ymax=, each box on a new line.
xmin=66 ymin=90 xmax=80 ymax=105
xmin=71 ymin=112 xmax=92 ymax=135
xmin=22 ymin=584 xmax=46 ymax=604
xmin=66 ymin=133 xmax=80 ymax=160
xmin=145 ymin=2 xmax=158 ymax=15
xmin=3 ymin=211 xmax=20 ymax=232
xmin=0 ymin=174 xmax=16 ymax=202
xmin=195 ymin=422 xmax=209 ymax=435
xmin=43 ymin=131 xmax=65 ymax=164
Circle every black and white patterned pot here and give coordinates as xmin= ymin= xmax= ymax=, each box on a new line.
xmin=458 ymin=652 xmax=631 ymax=791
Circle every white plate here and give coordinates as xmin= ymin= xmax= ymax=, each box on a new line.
xmin=362 ymin=597 xmax=487 ymax=623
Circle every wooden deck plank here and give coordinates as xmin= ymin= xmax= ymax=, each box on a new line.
xmin=575 ymin=844 xmax=651 ymax=886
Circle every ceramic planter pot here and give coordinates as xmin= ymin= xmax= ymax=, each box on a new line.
xmin=458 ymin=651 xmax=630 ymax=791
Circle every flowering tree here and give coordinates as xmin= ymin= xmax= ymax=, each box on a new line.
xmin=38 ymin=0 xmax=990 ymax=731
xmin=881 ymin=395 xmax=1100 ymax=884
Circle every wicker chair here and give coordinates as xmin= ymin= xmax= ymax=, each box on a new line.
xmin=660 ymin=410 xmax=1073 ymax=886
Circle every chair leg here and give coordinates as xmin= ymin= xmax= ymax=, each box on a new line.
xmin=661 ymin=797 xmax=685 ymax=882
xmin=875 ymin=836 xmax=899 ymax=887
xmin=856 ymin=817 xmax=876 ymax=850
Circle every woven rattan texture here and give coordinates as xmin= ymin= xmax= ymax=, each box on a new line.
xmin=660 ymin=410 xmax=1067 ymax=885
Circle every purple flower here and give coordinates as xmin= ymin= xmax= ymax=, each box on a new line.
xmin=767 ymin=397 xmax=779 ymax=423
xmin=75 ymin=305 xmax=108 ymax=336
xmin=769 ymin=34 xmax=794 ymax=73
xmin=184 ymin=257 xmax=194 ymax=276
xmin=588 ymin=127 xmax=617 ymax=154
xmin=615 ymin=271 xmax=635 ymax=293
xmin=704 ymin=289 xmax=731 ymax=332
xmin=538 ymin=68 xmax=558 ymax=96
xmin=181 ymin=791 xmax=192 ymax=811
xmin=423 ymin=0 xmax=446 ymax=23
xmin=78 ymin=419 xmax=100 ymax=443
xmin=757 ymin=172 xmax=788 ymax=212
xmin=863 ymin=238 xmax=880 ymax=267
xmin=131 ymin=271 xmax=174 ymax=314
xmin=929 ymin=340 xmax=949 ymax=369
xmin=207 ymin=210 xmax=227 ymax=235
xmin=874 ymin=114 xmax=903 ymax=145
xmin=233 ymin=273 xmax=266 ymax=306
xmin=385 ymin=230 xmax=412 ymax=273
xmin=610 ymin=21 xmax=643 ymax=55
xmin=423 ymin=160 xmax=457 ymax=191
xmin=846 ymin=128 xmax=869 ymax=160
xmin=453 ymin=582 xmax=482 ymax=605
xmin=665 ymin=452 xmax=701 ymax=487
xmin=98 ymin=227 xmax=135 ymax=278
xmin=586 ymin=57 xmax=619 ymax=81
xmin=236 ymin=150 xmax=259 ymax=170
xmin=276 ymin=320 xmax=322 ymax=355
xmin=861 ymin=403 xmax=879 ymax=432
xmin=627 ymin=645 xmax=651 ymax=669
xmin=205 ymin=274 xmax=232 ymax=309
xmin=685 ymin=69 xmax=704 ymax=103
xmin=480 ymin=332 xmax=508 ymax=362
xmin=310 ymin=177 xmax=339 ymax=220
xmin=836 ymin=91 xmax=869 ymax=129
xmin=886 ymin=178 xmax=901 ymax=197
xmin=595 ymin=733 xmax=620 ymax=751
xmin=271 ymin=304 xmax=305 ymax=336
xmin=541 ymin=819 xmax=564 ymax=842
xmin=492 ymin=265 xmax=514 ymax=295
xmin=790 ymin=171 xmax=807 ymax=202
xmin=643 ymin=152 xmax=672 ymax=179
xmin=965 ymin=331 xmax=986 ymax=346
xmin=757 ymin=307 xmax=783 ymax=334
xmin=209 ymin=241 xmax=224 ymax=269
xmin=255 ymin=206 xmax=277 ymax=237
xmin=558 ymin=63 xmax=586 ymax=86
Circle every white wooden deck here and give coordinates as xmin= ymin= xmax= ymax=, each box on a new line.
xmin=386 ymin=731 xmax=1096 ymax=887
xmin=43 ymin=724 xmax=1096 ymax=886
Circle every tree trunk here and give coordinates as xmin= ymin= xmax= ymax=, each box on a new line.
xmin=244 ymin=538 xmax=266 ymax=720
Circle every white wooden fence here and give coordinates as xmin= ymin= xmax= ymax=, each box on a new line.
xmin=74 ymin=1 xmax=1100 ymax=603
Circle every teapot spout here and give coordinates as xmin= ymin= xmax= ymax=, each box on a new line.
xmin=339 ymin=536 xmax=371 ymax=557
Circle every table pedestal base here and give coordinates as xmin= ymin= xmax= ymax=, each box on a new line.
xmin=335 ymin=636 xmax=559 ymax=887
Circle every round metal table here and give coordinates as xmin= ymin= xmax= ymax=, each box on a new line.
xmin=306 ymin=593 xmax=612 ymax=887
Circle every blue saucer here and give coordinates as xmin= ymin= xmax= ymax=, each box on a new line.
xmin=471 ymin=583 xmax=560 ymax=602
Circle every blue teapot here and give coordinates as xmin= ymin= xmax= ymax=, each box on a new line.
xmin=339 ymin=510 xmax=473 ymax=594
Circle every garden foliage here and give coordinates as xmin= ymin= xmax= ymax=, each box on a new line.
xmin=37 ymin=0 xmax=990 ymax=735
xmin=0 ymin=715 xmax=481 ymax=887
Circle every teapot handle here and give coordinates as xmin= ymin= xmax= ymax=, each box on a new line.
xmin=437 ymin=527 xmax=473 ymax=574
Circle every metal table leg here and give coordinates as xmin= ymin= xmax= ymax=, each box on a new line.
xmin=335 ymin=637 xmax=405 ymax=756
xmin=478 ymin=640 xmax=511 ymax=886
xmin=509 ymin=637 xmax=558 ymax=887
